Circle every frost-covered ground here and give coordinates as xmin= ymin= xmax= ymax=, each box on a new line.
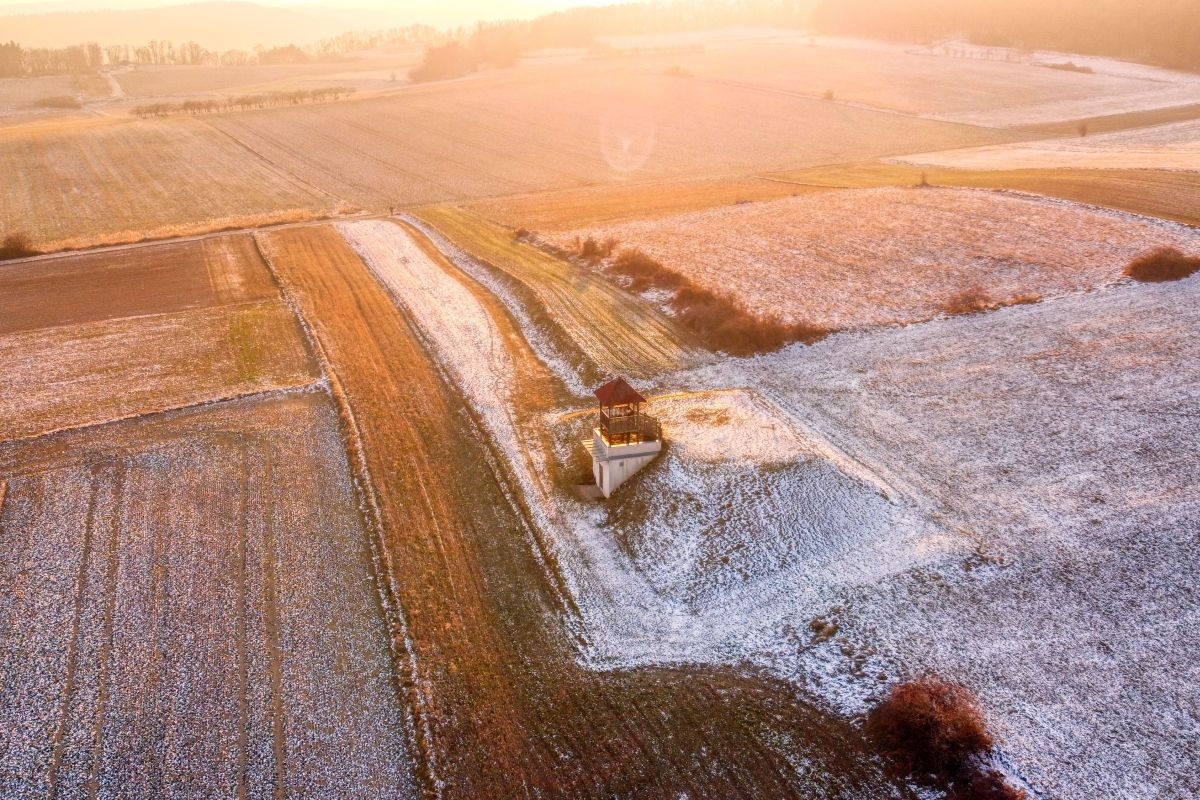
xmin=653 ymin=277 xmax=1200 ymax=800
xmin=0 ymin=395 xmax=417 ymax=799
xmin=365 ymin=217 xmax=1198 ymax=799
xmin=646 ymin=32 xmax=1200 ymax=126
xmin=896 ymin=118 xmax=1200 ymax=171
xmin=548 ymin=187 xmax=1200 ymax=330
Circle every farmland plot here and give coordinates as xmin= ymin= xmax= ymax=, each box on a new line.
xmin=466 ymin=175 xmax=818 ymax=231
xmin=0 ymin=117 xmax=329 ymax=247
xmin=654 ymin=37 xmax=1200 ymax=125
xmin=412 ymin=207 xmax=705 ymax=378
xmin=895 ymin=118 xmax=1200 ymax=171
xmin=697 ymin=278 xmax=1200 ymax=800
xmin=0 ymin=393 xmax=418 ymax=800
xmin=209 ymin=65 xmax=1014 ymax=210
xmin=548 ymin=186 xmax=1200 ymax=330
xmin=0 ymin=233 xmax=278 ymax=335
xmin=0 ymin=300 xmax=318 ymax=442
xmin=767 ymin=162 xmax=1200 ymax=227
xmin=399 ymin=203 xmax=1199 ymax=799
xmin=260 ymin=222 xmax=911 ymax=798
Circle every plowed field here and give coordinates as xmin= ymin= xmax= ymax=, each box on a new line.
xmin=0 ymin=117 xmax=328 ymax=247
xmin=0 ymin=393 xmax=418 ymax=800
xmin=0 ymin=233 xmax=278 ymax=335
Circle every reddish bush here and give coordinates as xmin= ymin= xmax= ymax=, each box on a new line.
xmin=951 ymin=769 xmax=1027 ymax=800
xmin=867 ymin=675 xmax=992 ymax=778
xmin=942 ymin=286 xmax=994 ymax=315
xmin=0 ymin=233 xmax=38 ymax=261
xmin=611 ymin=248 xmax=688 ymax=291
xmin=1124 ymin=247 xmax=1200 ymax=282
xmin=608 ymin=248 xmax=828 ymax=355
xmin=575 ymin=235 xmax=617 ymax=264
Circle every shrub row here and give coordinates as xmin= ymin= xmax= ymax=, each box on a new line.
xmin=132 ymin=87 xmax=355 ymax=118
xmin=576 ymin=240 xmax=829 ymax=356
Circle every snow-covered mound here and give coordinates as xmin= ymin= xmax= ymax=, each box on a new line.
xmin=593 ymin=390 xmax=952 ymax=614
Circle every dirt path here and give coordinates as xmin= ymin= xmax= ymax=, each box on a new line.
xmin=257 ymin=223 xmax=913 ymax=798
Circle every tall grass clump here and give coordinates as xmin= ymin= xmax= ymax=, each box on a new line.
xmin=0 ymin=233 xmax=39 ymax=260
xmin=868 ymin=675 xmax=1025 ymax=800
xmin=606 ymin=248 xmax=828 ymax=355
xmin=1124 ymin=247 xmax=1200 ymax=282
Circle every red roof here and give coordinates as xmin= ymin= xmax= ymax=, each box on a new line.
xmin=594 ymin=376 xmax=646 ymax=406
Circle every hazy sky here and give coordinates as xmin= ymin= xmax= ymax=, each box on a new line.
xmin=0 ymin=0 xmax=613 ymax=11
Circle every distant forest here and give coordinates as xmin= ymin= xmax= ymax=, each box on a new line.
xmin=2 ymin=0 xmax=1198 ymax=80
xmin=811 ymin=0 xmax=1200 ymax=72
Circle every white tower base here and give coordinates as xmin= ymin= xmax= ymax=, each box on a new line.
xmin=583 ymin=428 xmax=662 ymax=498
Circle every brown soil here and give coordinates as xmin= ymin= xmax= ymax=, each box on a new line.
xmin=257 ymin=223 xmax=912 ymax=799
xmin=0 ymin=233 xmax=278 ymax=336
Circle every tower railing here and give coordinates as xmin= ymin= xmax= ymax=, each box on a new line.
xmin=599 ymin=409 xmax=661 ymax=445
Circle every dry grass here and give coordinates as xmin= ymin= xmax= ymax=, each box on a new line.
xmin=547 ymin=186 xmax=1199 ymax=331
xmin=606 ymin=247 xmax=828 ymax=355
xmin=0 ymin=233 xmax=38 ymax=261
xmin=468 ymin=176 xmax=822 ymax=231
xmin=1124 ymin=246 xmax=1200 ymax=282
xmin=941 ymin=286 xmax=1041 ymax=316
xmin=37 ymin=208 xmax=346 ymax=255
xmin=414 ymin=206 xmax=705 ymax=377
xmin=0 ymin=117 xmax=329 ymax=246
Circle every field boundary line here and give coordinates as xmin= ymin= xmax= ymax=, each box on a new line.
xmin=0 ymin=213 xmax=383 ymax=269
xmin=46 ymin=465 xmax=101 ymax=798
xmin=252 ymin=233 xmax=442 ymax=800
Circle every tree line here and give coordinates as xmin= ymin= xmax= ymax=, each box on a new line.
xmin=6 ymin=0 xmax=1198 ymax=81
xmin=410 ymin=1 xmax=818 ymax=81
xmin=132 ymin=86 xmax=355 ymax=118
xmin=811 ymin=0 xmax=1200 ymax=72
xmin=0 ymin=23 xmax=447 ymax=78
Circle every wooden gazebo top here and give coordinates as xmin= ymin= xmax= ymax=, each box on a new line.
xmin=594 ymin=376 xmax=646 ymax=407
